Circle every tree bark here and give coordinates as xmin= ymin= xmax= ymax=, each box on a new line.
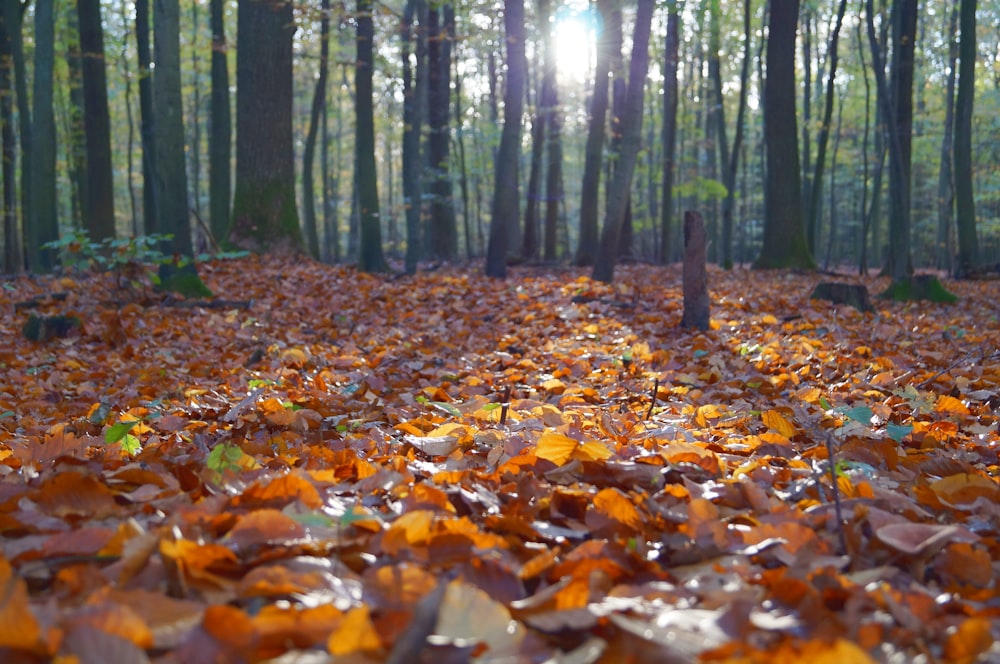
xmin=152 ymin=0 xmax=193 ymax=257
xmin=77 ymin=0 xmax=116 ymax=241
xmin=355 ymin=0 xmax=387 ymax=271
xmin=591 ymin=0 xmax=655 ymax=283
xmin=301 ymin=0 xmax=330 ymax=261
xmin=0 ymin=10 xmax=20 ymax=272
xmin=953 ymin=0 xmax=978 ymax=275
xmin=209 ymin=0 xmax=231 ymax=244
xmin=136 ymin=0 xmax=156 ymax=235
xmin=485 ymin=0 xmax=526 ymax=278
xmin=426 ymin=3 xmax=457 ymax=260
xmin=230 ymin=0 xmax=302 ymax=254
xmin=658 ymin=2 xmax=679 ymax=264
xmin=681 ymin=211 xmax=710 ymax=331
xmin=575 ymin=0 xmax=613 ymax=266
xmin=401 ymin=0 xmax=425 ymax=272
xmin=754 ymin=0 xmax=814 ymax=270
xmin=29 ymin=0 xmax=58 ymax=271
xmin=541 ymin=0 xmax=562 ymax=262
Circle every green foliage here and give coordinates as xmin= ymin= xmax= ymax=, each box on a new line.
xmin=674 ymin=176 xmax=729 ymax=201
xmin=105 ymin=419 xmax=141 ymax=455
xmin=207 ymin=441 xmax=245 ymax=475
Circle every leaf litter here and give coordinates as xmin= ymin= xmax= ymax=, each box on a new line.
xmin=1 ymin=256 xmax=999 ymax=663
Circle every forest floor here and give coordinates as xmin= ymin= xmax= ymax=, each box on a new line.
xmin=1 ymin=255 xmax=998 ymax=663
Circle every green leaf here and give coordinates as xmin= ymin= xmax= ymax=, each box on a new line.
xmin=885 ymin=423 xmax=913 ymax=442
xmin=819 ymin=396 xmax=833 ymax=411
xmin=482 ymin=402 xmax=502 ymax=412
xmin=842 ymin=406 xmax=874 ymax=424
xmin=120 ymin=433 xmax=142 ymax=455
xmin=207 ymin=442 xmax=244 ymax=473
xmin=105 ymin=420 xmax=140 ymax=444
xmin=429 ymin=401 xmax=462 ymax=418
xmin=0 ymin=411 xmax=13 ymax=419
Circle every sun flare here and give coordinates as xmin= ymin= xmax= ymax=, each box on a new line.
xmin=552 ymin=8 xmax=596 ymax=84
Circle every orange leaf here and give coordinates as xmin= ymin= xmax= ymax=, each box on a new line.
xmin=943 ymin=617 xmax=993 ymax=664
xmin=327 ymin=606 xmax=382 ymax=655
xmin=930 ymin=473 xmax=1000 ymax=505
xmin=0 ymin=557 xmax=42 ymax=651
xmin=592 ymin=488 xmax=643 ymax=530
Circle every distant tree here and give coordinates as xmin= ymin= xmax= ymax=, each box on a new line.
xmin=136 ymin=0 xmax=156 ymax=234
xmin=355 ymin=0 xmax=387 ymax=272
xmin=230 ymin=0 xmax=303 ymax=253
xmin=485 ymin=0 xmax=526 ymax=278
xmin=152 ymin=0 xmax=193 ymax=257
xmin=658 ymin=0 xmax=680 ymax=264
xmin=754 ymin=0 xmax=814 ymax=270
xmin=591 ymin=0 xmax=655 ymax=283
xmin=0 ymin=9 xmax=19 ymax=272
xmin=2 ymin=1 xmax=30 ymax=251
xmin=29 ymin=0 xmax=58 ymax=272
xmin=540 ymin=0 xmax=562 ymax=261
xmin=953 ymin=0 xmax=978 ymax=275
xmin=426 ymin=3 xmax=457 ymax=260
xmin=575 ymin=0 xmax=613 ymax=266
xmin=77 ymin=0 xmax=116 ymax=241
xmin=401 ymin=0 xmax=426 ymax=273
xmin=209 ymin=0 xmax=231 ymax=244
xmin=301 ymin=0 xmax=330 ymax=260
xmin=935 ymin=1 xmax=958 ymax=272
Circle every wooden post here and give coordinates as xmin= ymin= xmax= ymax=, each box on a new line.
xmin=681 ymin=210 xmax=710 ymax=330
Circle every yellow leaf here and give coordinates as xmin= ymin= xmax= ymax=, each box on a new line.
xmin=762 ymin=409 xmax=796 ymax=438
xmin=536 ymin=430 xmax=579 ymax=466
xmin=930 ymin=473 xmax=1000 ymax=504
xmin=593 ymin=488 xmax=642 ymax=530
xmin=573 ymin=440 xmax=613 ymax=462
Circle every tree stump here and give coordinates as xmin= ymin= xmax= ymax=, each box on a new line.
xmin=809 ymin=282 xmax=874 ymax=312
xmin=681 ymin=211 xmax=710 ymax=331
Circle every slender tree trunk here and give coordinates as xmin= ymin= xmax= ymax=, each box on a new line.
xmin=0 ymin=10 xmax=20 ymax=272
xmin=953 ymin=0 xmax=978 ymax=275
xmin=426 ymin=3 xmax=457 ymax=260
xmin=302 ymin=0 xmax=331 ymax=261
xmin=78 ymin=0 xmax=116 ymax=241
xmin=136 ymin=0 xmax=156 ymax=235
xmin=485 ymin=0 xmax=526 ymax=278
xmin=188 ymin=1 xmax=202 ymax=221
xmin=355 ymin=0 xmax=386 ymax=271
xmin=936 ymin=0 xmax=959 ymax=271
xmin=29 ymin=0 xmax=59 ymax=271
xmin=805 ymin=0 xmax=849 ymax=258
xmin=209 ymin=0 xmax=230 ymax=244
xmin=401 ymin=0 xmax=424 ymax=272
xmin=522 ymin=65 xmax=544 ymax=261
xmin=541 ymin=0 xmax=562 ymax=262
xmin=658 ymin=2 xmax=679 ymax=264
xmin=119 ymin=0 xmax=139 ymax=236
xmin=575 ymin=0 xmax=612 ymax=266
xmin=591 ymin=0 xmax=655 ymax=283
xmin=3 ymin=2 xmax=30 ymax=249
xmin=454 ymin=51 xmax=473 ymax=259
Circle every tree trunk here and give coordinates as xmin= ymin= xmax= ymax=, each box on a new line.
xmin=681 ymin=211 xmax=710 ymax=331
xmin=152 ymin=0 xmax=193 ymax=257
xmin=136 ymin=0 xmax=156 ymax=235
xmin=3 ymin=2 xmax=30 ymax=249
xmin=574 ymin=0 xmax=612 ymax=266
xmin=29 ymin=0 xmax=59 ymax=272
xmin=0 ymin=10 xmax=20 ymax=272
xmin=355 ymin=0 xmax=386 ymax=272
xmin=209 ymin=0 xmax=231 ymax=244
xmin=77 ymin=0 xmax=116 ymax=241
xmin=541 ymin=0 xmax=562 ymax=262
xmin=301 ymin=0 xmax=330 ymax=261
xmin=953 ymin=0 xmax=978 ymax=276
xmin=402 ymin=0 xmax=425 ymax=272
xmin=658 ymin=2 xmax=679 ymax=264
xmin=485 ymin=0 xmax=526 ymax=278
xmin=804 ymin=0 xmax=849 ymax=260
xmin=591 ymin=0 xmax=655 ymax=283
xmin=230 ymin=0 xmax=302 ymax=254
xmin=754 ymin=0 xmax=814 ymax=270
xmin=426 ymin=3 xmax=457 ymax=261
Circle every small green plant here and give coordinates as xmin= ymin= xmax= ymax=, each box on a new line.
xmin=105 ymin=419 xmax=142 ymax=455
xmin=45 ymin=232 xmax=175 ymax=292
xmin=207 ymin=441 xmax=246 ymax=476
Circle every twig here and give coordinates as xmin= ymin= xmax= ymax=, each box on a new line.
xmin=824 ymin=430 xmax=848 ymax=557
xmin=499 ymin=385 xmax=511 ymax=426
xmin=645 ymin=378 xmax=659 ymax=420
